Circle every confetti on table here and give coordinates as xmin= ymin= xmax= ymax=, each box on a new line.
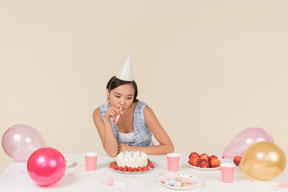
xmin=19 ymin=170 xmax=25 ymax=174
xmin=278 ymin=181 xmax=288 ymax=188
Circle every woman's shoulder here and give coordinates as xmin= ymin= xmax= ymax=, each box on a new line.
xmin=135 ymin=100 xmax=147 ymax=109
xmin=93 ymin=104 xmax=108 ymax=117
xmin=136 ymin=100 xmax=153 ymax=109
xmin=135 ymin=101 xmax=154 ymax=116
xmin=92 ymin=107 xmax=101 ymax=119
xmin=99 ymin=103 xmax=109 ymax=111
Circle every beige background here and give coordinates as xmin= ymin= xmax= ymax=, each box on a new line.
xmin=1 ymin=0 xmax=288 ymax=173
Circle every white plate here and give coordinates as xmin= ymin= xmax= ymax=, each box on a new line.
xmin=187 ymin=163 xmax=220 ymax=171
xmin=65 ymin=156 xmax=74 ymax=167
xmin=159 ymin=174 xmax=203 ymax=190
xmin=107 ymin=161 xmax=157 ymax=174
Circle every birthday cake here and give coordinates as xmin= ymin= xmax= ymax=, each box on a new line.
xmin=109 ymin=151 xmax=155 ymax=172
xmin=117 ymin=151 xmax=148 ymax=168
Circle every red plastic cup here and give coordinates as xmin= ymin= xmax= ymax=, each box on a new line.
xmin=167 ymin=153 xmax=180 ymax=172
xmin=85 ymin=152 xmax=98 ymax=171
xmin=221 ymin=163 xmax=235 ymax=183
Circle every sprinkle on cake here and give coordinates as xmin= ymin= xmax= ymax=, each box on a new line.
xmin=117 ymin=151 xmax=148 ymax=168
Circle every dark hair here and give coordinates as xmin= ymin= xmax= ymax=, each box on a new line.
xmin=106 ymin=76 xmax=139 ymax=102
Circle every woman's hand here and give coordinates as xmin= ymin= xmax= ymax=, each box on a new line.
xmin=118 ymin=143 xmax=133 ymax=153
xmin=104 ymin=105 xmax=123 ymax=122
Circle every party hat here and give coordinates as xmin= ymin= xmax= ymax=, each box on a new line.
xmin=116 ymin=54 xmax=133 ymax=81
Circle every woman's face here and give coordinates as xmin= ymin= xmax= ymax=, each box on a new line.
xmin=107 ymin=84 xmax=135 ymax=111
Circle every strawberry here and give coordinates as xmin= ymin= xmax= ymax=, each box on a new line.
xmin=118 ymin=166 xmax=123 ymax=171
xmin=123 ymin=167 xmax=128 ymax=172
xmin=143 ymin=166 xmax=149 ymax=171
xmin=138 ymin=167 xmax=143 ymax=172
xmin=128 ymin=167 xmax=133 ymax=172
xmin=148 ymin=161 xmax=155 ymax=169
xmin=113 ymin=165 xmax=118 ymax=170
xmin=133 ymin=168 xmax=138 ymax=172
xmin=110 ymin=161 xmax=116 ymax=168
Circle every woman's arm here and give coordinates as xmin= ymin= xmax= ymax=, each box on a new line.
xmin=118 ymin=105 xmax=174 ymax=155
xmin=92 ymin=107 xmax=122 ymax=157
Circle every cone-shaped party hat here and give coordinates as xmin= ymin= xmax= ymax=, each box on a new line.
xmin=116 ymin=54 xmax=133 ymax=81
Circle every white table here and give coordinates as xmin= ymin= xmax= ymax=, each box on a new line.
xmin=0 ymin=154 xmax=287 ymax=192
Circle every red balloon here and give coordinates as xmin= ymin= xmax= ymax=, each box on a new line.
xmin=27 ymin=147 xmax=66 ymax=186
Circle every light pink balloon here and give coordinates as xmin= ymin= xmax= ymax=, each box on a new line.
xmin=27 ymin=147 xmax=66 ymax=186
xmin=2 ymin=124 xmax=46 ymax=161
xmin=222 ymin=127 xmax=274 ymax=159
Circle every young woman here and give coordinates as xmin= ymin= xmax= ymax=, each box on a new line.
xmin=92 ymin=56 xmax=174 ymax=157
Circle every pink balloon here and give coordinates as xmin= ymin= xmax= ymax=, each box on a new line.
xmin=222 ymin=127 xmax=274 ymax=159
xmin=27 ymin=147 xmax=66 ymax=186
xmin=2 ymin=124 xmax=47 ymax=161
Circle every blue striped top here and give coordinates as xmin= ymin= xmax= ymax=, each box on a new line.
xmin=99 ymin=101 xmax=154 ymax=147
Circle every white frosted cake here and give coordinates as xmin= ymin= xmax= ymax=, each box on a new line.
xmin=116 ymin=151 xmax=148 ymax=168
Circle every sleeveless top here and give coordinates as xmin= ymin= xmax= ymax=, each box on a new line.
xmin=99 ymin=101 xmax=154 ymax=147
